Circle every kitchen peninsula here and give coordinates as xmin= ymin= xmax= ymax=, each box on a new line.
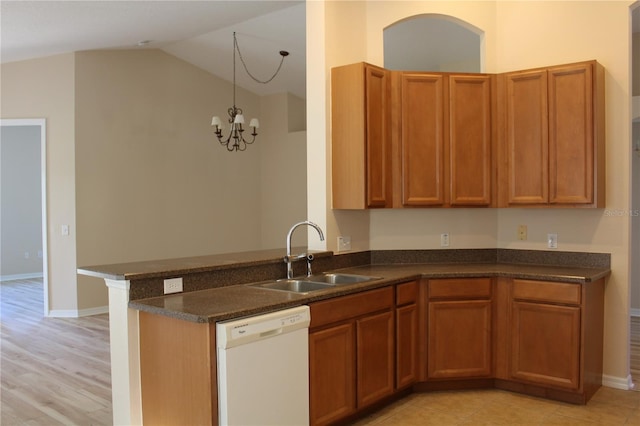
xmin=79 ymin=248 xmax=610 ymax=425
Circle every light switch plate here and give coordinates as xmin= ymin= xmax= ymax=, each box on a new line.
xmin=440 ymin=233 xmax=450 ymax=247
xmin=547 ymin=233 xmax=558 ymax=249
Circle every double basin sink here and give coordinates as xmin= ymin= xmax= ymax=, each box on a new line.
xmin=248 ymin=273 xmax=380 ymax=294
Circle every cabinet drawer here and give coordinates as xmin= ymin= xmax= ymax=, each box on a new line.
xmin=396 ymin=281 xmax=418 ymax=306
xmin=512 ymin=279 xmax=580 ymax=305
xmin=428 ymin=278 xmax=492 ymax=299
xmin=310 ymin=287 xmax=394 ymax=329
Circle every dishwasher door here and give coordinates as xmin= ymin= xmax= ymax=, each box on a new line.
xmin=216 ymin=305 xmax=310 ymax=426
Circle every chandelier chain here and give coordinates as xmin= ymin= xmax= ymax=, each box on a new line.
xmin=234 ymin=33 xmax=286 ymax=85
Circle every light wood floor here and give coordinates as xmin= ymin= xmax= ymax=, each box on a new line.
xmin=1 ymin=278 xmax=112 ymax=425
xmin=1 ymin=279 xmax=639 ymax=425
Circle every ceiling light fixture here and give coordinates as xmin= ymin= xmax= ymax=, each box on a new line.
xmin=211 ymin=32 xmax=289 ymax=152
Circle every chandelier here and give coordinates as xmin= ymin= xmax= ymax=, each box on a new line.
xmin=211 ymin=32 xmax=289 ymax=152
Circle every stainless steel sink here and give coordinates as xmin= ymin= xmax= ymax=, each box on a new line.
xmin=250 ymin=279 xmax=334 ymax=294
xmin=248 ymin=273 xmax=380 ymax=294
xmin=306 ymin=273 xmax=380 ymax=285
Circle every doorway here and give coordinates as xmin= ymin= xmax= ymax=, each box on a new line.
xmin=0 ymin=119 xmax=49 ymax=316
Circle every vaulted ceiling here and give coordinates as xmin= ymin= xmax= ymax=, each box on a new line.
xmin=1 ymin=1 xmax=307 ymax=99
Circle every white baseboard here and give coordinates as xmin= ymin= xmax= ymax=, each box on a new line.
xmin=0 ymin=272 xmax=44 ymax=282
xmin=602 ymin=374 xmax=635 ymax=390
xmin=48 ymin=305 xmax=109 ymax=318
xmin=631 ymin=308 xmax=640 ymax=317
xmin=79 ymin=305 xmax=109 ymax=316
xmin=48 ymin=309 xmax=79 ymax=318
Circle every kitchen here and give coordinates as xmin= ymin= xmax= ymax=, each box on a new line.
xmin=1 ymin=0 xmax=638 ymax=425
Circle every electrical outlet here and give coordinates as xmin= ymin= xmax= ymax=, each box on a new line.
xmin=517 ymin=225 xmax=527 ymax=241
xmin=164 ymin=277 xmax=183 ymax=294
xmin=337 ymin=236 xmax=351 ymax=252
xmin=24 ymin=251 xmax=30 ymax=259
xmin=61 ymin=225 xmax=69 ymax=236
xmin=440 ymin=233 xmax=450 ymax=247
xmin=547 ymin=233 xmax=558 ymax=249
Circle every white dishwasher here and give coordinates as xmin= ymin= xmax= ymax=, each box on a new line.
xmin=216 ymin=305 xmax=311 ymax=426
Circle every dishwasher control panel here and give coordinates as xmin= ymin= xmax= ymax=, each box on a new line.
xmin=216 ymin=305 xmax=310 ymax=349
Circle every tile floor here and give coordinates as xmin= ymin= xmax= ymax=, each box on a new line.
xmin=354 ymin=386 xmax=640 ymax=425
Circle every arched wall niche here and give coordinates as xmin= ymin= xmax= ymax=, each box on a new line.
xmin=383 ymin=13 xmax=484 ymax=72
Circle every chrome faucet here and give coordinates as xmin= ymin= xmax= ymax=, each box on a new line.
xmin=284 ymin=221 xmax=325 ymax=279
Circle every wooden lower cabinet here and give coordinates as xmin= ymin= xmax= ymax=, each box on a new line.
xmin=428 ymin=299 xmax=492 ymax=378
xmin=309 ymin=286 xmax=397 ymax=425
xmin=417 ymin=277 xmax=604 ymax=405
xmin=501 ymin=278 xmax=604 ymax=403
xmin=396 ymin=281 xmax=419 ymax=389
xmin=425 ymin=278 xmax=493 ymax=380
xmin=510 ymin=300 xmax=581 ymax=389
xmin=137 ymin=276 xmax=605 ymax=426
xmin=357 ymin=311 xmax=395 ymax=406
xmin=309 ymin=323 xmax=356 ymax=424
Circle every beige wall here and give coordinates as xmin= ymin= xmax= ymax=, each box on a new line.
xmin=311 ymin=1 xmax=634 ymax=386
xmin=74 ymin=50 xmax=307 ymax=310
xmin=0 ymin=54 xmax=78 ymax=314
xmin=633 ymin=32 xmax=640 ymax=97
xmin=2 ymin=49 xmax=307 ymax=314
xmin=259 ymin=93 xmax=308 ymax=249
xmin=73 ymin=49 xmax=258 ymax=309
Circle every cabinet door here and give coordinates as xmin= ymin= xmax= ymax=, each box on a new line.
xmin=396 ymin=303 xmax=418 ymax=389
xmin=356 ymin=311 xmax=395 ymax=407
xmin=331 ymin=62 xmax=390 ymax=209
xmin=448 ymin=75 xmax=492 ymax=206
xmin=401 ymin=73 xmax=445 ymax=206
xmin=309 ymin=323 xmax=356 ymax=425
xmin=505 ymin=69 xmax=549 ymax=204
xmin=510 ymin=301 xmax=581 ymax=390
xmin=548 ymin=63 xmax=594 ymax=204
xmin=365 ymin=65 xmax=391 ymax=207
xmin=427 ymin=300 xmax=492 ymax=378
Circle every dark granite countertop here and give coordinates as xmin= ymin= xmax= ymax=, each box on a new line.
xmin=129 ymin=262 xmax=611 ymax=324
xmin=77 ymin=247 xmax=331 ymax=281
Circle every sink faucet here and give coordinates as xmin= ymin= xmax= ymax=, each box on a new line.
xmin=284 ymin=221 xmax=325 ymax=279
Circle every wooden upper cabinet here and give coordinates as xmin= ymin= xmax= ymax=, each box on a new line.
xmin=548 ymin=63 xmax=595 ymax=204
xmin=504 ymin=69 xmax=549 ymax=205
xmin=331 ymin=60 xmax=604 ymax=210
xmin=448 ymin=75 xmax=493 ymax=206
xmin=400 ymin=73 xmax=445 ymax=206
xmin=500 ymin=61 xmax=604 ymax=207
xmin=399 ymin=73 xmax=493 ymax=207
xmin=331 ymin=62 xmax=391 ymax=209
xmin=366 ymin=66 xmax=391 ymax=207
